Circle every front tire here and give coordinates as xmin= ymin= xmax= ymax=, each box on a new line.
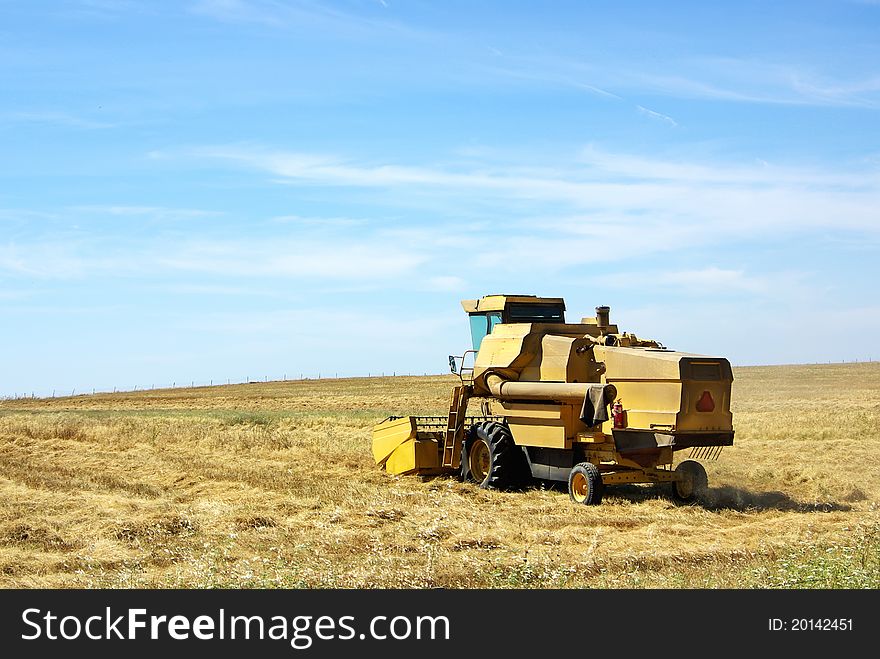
xmin=568 ymin=462 xmax=603 ymax=505
xmin=462 ymin=421 xmax=528 ymax=490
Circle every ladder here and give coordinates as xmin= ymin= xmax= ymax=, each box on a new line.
xmin=442 ymin=384 xmax=472 ymax=468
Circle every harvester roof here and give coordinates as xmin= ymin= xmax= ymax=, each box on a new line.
xmin=460 ymin=294 xmax=566 ymax=313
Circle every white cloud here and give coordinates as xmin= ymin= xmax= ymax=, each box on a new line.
xmin=790 ymin=74 xmax=880 ymax=106
xmin=637 ymin=105 xmax=677 ymax=127
xmin=576 ymin=145 xmax=880 ymax=187
xmin=0 ymin=290 xmax=35 ymax=300
xmin=71 ymin=205 xmax=222 ymax=219
xmin=269 ymin=214 xmax=367 ymax=227
xmin=1 ymin=111 xmax=114 ymax=129
xmin=592 ymin=268 xmax=813 ymax=298
xmin=653 ymin=268 xmax=770 ymax=294
xmin=0 ymin=209 xmax=60 ymax=222
xmin=0 ymin=226 xmax=429 ymax=282
xmin=0 ymin=242 xmax=125 ymax=278
xmin=159 ymin=283 xmax=283 ymax=297
xmin=174 ymin=308 xmax=461 ymax=357
xmin=629 ymin=58 xmax=880 ymax=109
xmin=189 ymin=0 xmax=285 ymax=27
xmin=188 ymin=0 xmax=426 ymax=39
xmin=481 ymin=63 xmax=623 ymax=100
xmin=7 ymin=146 xmax=879 ymax=296
xmin=179 ymin=144 xmax=880 ymax=242
xmin=156 ymin=238 xmax=427 ymax=280
xmin=609 ymin=298 xmax=870 ymax=365
xmin=478 ymin=50 xmax=880 ymax=109
xmin=423 ymin=276 xmax=467 ymax=292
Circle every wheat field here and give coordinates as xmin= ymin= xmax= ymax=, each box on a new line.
xmin=1 ymin=363 xmax=878 ymax=588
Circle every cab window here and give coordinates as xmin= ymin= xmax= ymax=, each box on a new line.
xmin=469 ymin=312 xmax=503 ymax=351
xmin=506 ymin=303 xmax=564 ymax=323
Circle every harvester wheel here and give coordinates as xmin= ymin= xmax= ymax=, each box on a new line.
xmin=462 ymin=422 xmax=528 ymax=490
xmin=568 ymin=462 xmax=603 ymax=505
xmin=671 ymin=460 xmax=708 ymax=503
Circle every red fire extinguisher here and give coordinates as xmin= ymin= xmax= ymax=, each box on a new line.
xmin=612 ymin=400 xmax=627 ymax=429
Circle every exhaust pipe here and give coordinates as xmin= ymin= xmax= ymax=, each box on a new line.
xmin=596 ymin=306 xmax=610 ymax=330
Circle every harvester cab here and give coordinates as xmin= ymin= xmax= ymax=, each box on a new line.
xmin=372 ymin=294 xmax=734 ymax=505
xmin=465 ymin=295 xmax=565 ymax=351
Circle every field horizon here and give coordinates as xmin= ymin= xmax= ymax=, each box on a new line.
xmin=1 ymin=362 xmax=878 ymax=588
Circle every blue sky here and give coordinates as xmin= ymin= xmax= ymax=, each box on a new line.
xmin=2 ymin=0 xmax=879 ymax=396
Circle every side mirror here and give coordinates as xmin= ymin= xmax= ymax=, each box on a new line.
xmin=448 ymin=355 xmax=457 ymax=373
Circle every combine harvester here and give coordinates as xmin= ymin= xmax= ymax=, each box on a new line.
xmin=372 ymin=295 xmax=734 ymax=505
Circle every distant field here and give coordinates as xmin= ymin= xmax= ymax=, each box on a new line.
xmin=1 ymin=363 xmax=878 ymax=588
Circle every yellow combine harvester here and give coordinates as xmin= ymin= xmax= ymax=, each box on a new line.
xmin=372 ymin=295 xmax=734 ymax=504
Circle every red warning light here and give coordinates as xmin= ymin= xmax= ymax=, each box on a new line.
xmin=696 ymin=390 xmax=715 ymax=413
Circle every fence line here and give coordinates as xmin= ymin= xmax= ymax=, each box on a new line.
xmin=0 ymin=357 xmax=875 ymax=400
xmin=0 ymin=371 xmax=452 ymax=401
xmin=3 ymin=358 xmax=878 ymax=401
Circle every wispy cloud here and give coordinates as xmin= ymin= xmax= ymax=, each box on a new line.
xmin=173 ymin=308 xmax=461 ymax=360
xmin=189 ymin=0 xmax=286 ymax=27
xmin=478 ymin=50 xmax=880 ymax=109
xmin=651 ymin=268 xmax=772 ymax=294
xmin=0 ymin=242 xmax=127 ymax=279
xmin=6 ymin=144 xmax=878 ymax=309
xmin=482 ymin=63 xmax=622 ymax=100
xmin=157 ymin=238 xmax=427 ymax=280
xmin=636 ymin=105 xmax=677 ymax=127
xmin=0 ymin=209 xmax=60 ymax=222
xmin=269 ymin=214 xmax=368 ymax=227
xmin=0 ymin=290 xmax=36 ymax=300
xmin=71 ymin=205 xmax=222 ymax=219
xmin=174 ymin=143 xmax=880 ymax=237
xmin=423 ymin=276 xmax=467 ymax=292
xmin=629 ymin=59 xmax=880 ymax=108
xmin=55 ymin=0 xmax=155 ymax=20
xmin=0 ymin=232 xmax=431 ymax=283
xmin=158 ymin=283 xmax=284 ymax=297
xmin=273 ymin=148 xmax=876 ymax=284
xmin=576 ymin=146 xmax=880 ymax=188
xmin=594 ymin=267 xmax=811 ymax=298
xmin=1 ymin=111 xmax=115 ymax=129
xmin=188 ymin=0 xmax=424 ymax=38
xmin=789 ymin=74 xmax=880 ymax=107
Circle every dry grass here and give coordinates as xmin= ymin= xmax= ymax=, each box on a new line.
xmin=1 ymin=364 xmax=878 ymax=589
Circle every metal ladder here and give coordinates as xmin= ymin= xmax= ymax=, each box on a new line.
xmin=442 ymin=384 xmax=471 ymax=468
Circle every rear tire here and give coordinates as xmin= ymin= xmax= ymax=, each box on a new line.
xmin=671 ymin=460 xmax=708 ymax=502
xmin=462 ymin=421 xmax=528 ymax=490
xmin=568 ymin=462 xmax=603 ymax=505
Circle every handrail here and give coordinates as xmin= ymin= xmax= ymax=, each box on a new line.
xmin=448 ymin=350 xmax=478 ymax=385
